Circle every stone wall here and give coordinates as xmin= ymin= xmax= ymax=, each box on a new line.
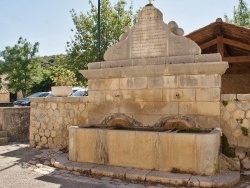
xmin=29 ymin=97 xmax=88 ymax=149
xmin=0 ymin=107 xmax=30 ymax=142
xmin=221 ymin=94 xmax=250 ymax=169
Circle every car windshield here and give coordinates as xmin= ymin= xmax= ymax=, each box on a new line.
xmin=71 ymin=90 xmax=87 ymax=96
xmin=26 ymin=92 xmax=50 ymax=98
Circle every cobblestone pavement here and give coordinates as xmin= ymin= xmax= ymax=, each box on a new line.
xmin=0 ymin=143 xmax=249 ymax=188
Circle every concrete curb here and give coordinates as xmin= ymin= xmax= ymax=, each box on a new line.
xmin=51 ymin=152 xmax=240 ymax=187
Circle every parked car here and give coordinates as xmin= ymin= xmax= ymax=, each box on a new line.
xmin=13 ymin=92 xmax=50 ymax=106
xmin=71 ymin=88 xmax=88 ymax=96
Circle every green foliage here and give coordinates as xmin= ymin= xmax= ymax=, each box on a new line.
xmin=241 ymin=126 xmax=249 ymax=136
xmin=224 ymin=0 xmax=250 ymax=28
xmin=221 ymin=134 xmax=236 ymax=158
xmin=0 ymin=37 xmax=39 ymax=97
xmin=49 ymin=66 xmax=77 ymax=86
xmin=222 ymin=100 xmax=228 ymax=107
xmin=29 ymin=55 xmax=69 ymax=93
xmin=66 ymin=0 xmax=135 ymax=77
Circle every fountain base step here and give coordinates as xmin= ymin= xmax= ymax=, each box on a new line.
xmin=53 ymin=152 xmax=240 ymax=187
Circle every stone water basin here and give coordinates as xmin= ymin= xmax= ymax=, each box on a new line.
xmin=69 ymin=126 xmax=221 ymax=176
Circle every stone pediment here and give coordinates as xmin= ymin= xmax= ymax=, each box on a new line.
xmin=104 ymin=4 xmax=201 ymax=61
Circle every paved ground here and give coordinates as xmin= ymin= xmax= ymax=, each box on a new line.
xmin=0 ymin=143 xmax=249 ymax=188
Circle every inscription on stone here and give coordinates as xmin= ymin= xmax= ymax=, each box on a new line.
xmin=131 ymin=29 xmax=166 ymax=57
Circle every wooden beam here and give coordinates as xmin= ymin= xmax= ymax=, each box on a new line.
xmin=200 ymin=39 xmax=217 ymax=50
xmin=225 ymin=69 xmax=250 ymax=74
xmin=223 ymin=56 xmax=250 ymax=63
xmin=223 ymin=38 xmax=250 ymax=51
xmin=217 ymin=35 xmax=224 ymax=58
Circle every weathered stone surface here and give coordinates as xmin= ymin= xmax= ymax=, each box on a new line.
xmin=120 ymin=77 xmax=148 ymax=90
xmin=0 ymin=107 xmax=30 ymax=142
xmin=104 ymin=5 xmax=200 ymax=61
xmin=221 ymin=94 xmax=237 ymax=101
xmin=233 ymin=110 xmax=245 ymax=120
xmin=235 ymin=147 xmax=247 ymax=160
xmin=196 ymin=88 xmax=220 ymax=101
xmin=69 ymin=128 xmax=220 ymax=175
xmin=162 ymin=89 xmax=196 ymax=102
xmin=148 ymin=76 xmax=178 ymax=89
xmin=242 ymin=157 xmax=250 ymax=169
xmin=179 ymin=102 xmax=220 ymax=116
xmin=125 ymin=169 xmax=151 ymax=181
xmin=194 ymin=53 xmax=222 ymax=63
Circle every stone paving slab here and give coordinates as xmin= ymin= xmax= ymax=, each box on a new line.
xmin=125 ymin=168 xmax=152 ymax=181
xmin=91 ymin=165 xmax=130 ymax=179
xmin=146 ymin=171 xmax=191 ymax=186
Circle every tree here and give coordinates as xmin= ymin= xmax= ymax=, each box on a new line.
xmin=224 ymin=0 xmax=250 ymax=27
xmin=0 ymin=37 xmax=39 ymax=97
xmin=66 ymin=0 xmax=135 ymax=83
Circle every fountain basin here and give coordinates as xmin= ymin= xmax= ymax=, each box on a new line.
xmin=69 ymin=126 xmax=220 ymax=176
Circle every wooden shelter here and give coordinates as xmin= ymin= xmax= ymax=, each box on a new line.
xmin=186 ymin=18 xmax=250 ymax=94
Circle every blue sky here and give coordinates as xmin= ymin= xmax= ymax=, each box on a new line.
xmin=0 ymin=0 xmax=240 ymax=57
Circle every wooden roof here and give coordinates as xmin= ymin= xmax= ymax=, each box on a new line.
xmin=186 ymin=18 xmax=250 ymax=74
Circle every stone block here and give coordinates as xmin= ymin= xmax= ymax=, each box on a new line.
xmin=178 ymin=74 xmax=221 ymax=88
xmin=237 ymin=135 xmax=250 ymax=148
xmin=120 ymin=65 xmax=165 ymax=78
xmin=88 ymin=102 xmax=119 ymax=116
xmin=195 ymin=115 xmax=220 ymax=129
xmin=242 ymin=119 xmax=250 ymax=129
xmin=236 ymin=101 xmax=250 ymax=111
xmin=196 ymin=88 xmax=220 ymax=101
xmin=221 ymin=94 xmax=237 ymax=101
xmin=163 ymin=89 xmax=195 ymax=102
xmin=237 ymin=94 xmax=250 ymax=101
xmin=88 ymin=91 xmax=106 ymax=103
xmin=179 ymin=102 xmax=220 ymax=116
xmin=88 ymin=78 xmax=120 ymax=91
xmin=134 ymin=89 xmax=163 ymax=102
xmin=103 ymin=68 xmax=121 ymax=78
xmin=194 ymin=53 xmax=222 ymax=63
xmin=247 ymin=110 xmax=250 ymax=118
xmin=235 ymin=147 xmax=247 ymax=160
xmin=242 ymin=157 xmax=250 ymax=169
xmin=88 ymin=62 xmax=101 ymax=69
xmin=132 ymin=58 xmax=147 ymax=66
xmin=148 ymin=76 xmax=178 ymax=88
xmin=165 ymin=55 xmax=195 ymax=64
xmin=141 ymin=102 xmax=179 ymax=115
xmin=145 ymin=57 xmax=166 ymax=65
xmin=118 ymin=101 xmax=144 ymax=114
xmin=120 ymin=77 xmax=147 ymax=90
xmin=120 ymin=59 xmax=133 ymax=67
xmin=226 ymin=102 xmax=236 ymax=112
xmin=233 ymin=110 xmax=245 ymax=119
xmin=101 ymin=61 xmax=121 ymax=69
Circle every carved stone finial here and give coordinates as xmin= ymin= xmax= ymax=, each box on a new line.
xmin=148 ymin=0 xmax=154 ymax=4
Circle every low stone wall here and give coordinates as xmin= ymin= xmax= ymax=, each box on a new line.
xmin=29 ymin=97 xmax=88 ymax=149
xmin=0 ymin=107 xmax=30 ymax=142
xmin=221 ymin=94 xmax=250 ymax=169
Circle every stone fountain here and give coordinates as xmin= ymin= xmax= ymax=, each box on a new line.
xmin=69 ymin=3 xmax=229 ymax=176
